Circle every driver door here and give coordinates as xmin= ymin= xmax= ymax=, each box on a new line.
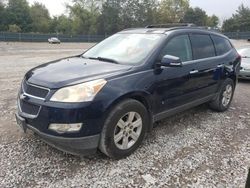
xmin=153 ymin=34 xmax=199 ymax=116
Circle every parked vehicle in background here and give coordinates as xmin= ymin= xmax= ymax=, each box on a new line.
xmin=48 ymin=37 xmax=61 ymax=44
xmin=16 ymin=25 xmax=241 ymax=159
xmin=238 ymin=47 xmax=250 ymax=80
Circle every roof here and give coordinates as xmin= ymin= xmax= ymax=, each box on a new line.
xmin=119 ymin=26 xmax=224 ymax=38
xmin=145 ymin=23 xmax=196 ymax=28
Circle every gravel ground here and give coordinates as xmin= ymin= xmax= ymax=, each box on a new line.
xmin=0 ymin=41 xmax=249 ymax=188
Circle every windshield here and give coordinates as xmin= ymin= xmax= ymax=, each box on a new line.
xmin=83 ymin=33 xmax=163 ymax=65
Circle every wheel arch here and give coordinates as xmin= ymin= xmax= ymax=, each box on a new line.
xmin=229 ymin=74 xmax=237 ymax=86
xmin=104 ymin=91 xmax=154 ymax=132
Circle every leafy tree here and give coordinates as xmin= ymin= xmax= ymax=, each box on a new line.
xmin=68 ymin=0 xmax=190 ymax=35
xmin=8 ymin=24 xmax=21 ymax=32
xmin=5 ymin=0 xmax=32 ymax=32
xmin=130 ymin=0 xmax=158 ymax=26
xmin=0 ymin=1 xmax=7 ymax=30
xmin=55 ymin=15 xmax=73 ymax=34
xmin=0 ymin=0 xmax=222 ymax=35
xmin=49 ymin=17 xmax=58 ymax=33
xmin=183 ymin=7 xmax=219 ymax=27
xmin=207 ymin=15 xmax=219 ymax=28
xmin=30 ymin=2 xmax=51 ymax=33
xmin=97 ymin=0 xmax=158 ymax=35
xmin=98 ymin=0 xmax=122 ymax=35
xmin=158 ymin=0 xmax=189 ymax=23
xmin=182 ymin=7 xmax=207 ymax=26
xmin=68 ymin=0 xmax=101 ymax=35
xmin=119 ymin=0 xmax=138 ymax=28
xmin=222 ymin=4 xmax=250 ymax=32
xmin=222 ymin=18 xmax=237 ymax=32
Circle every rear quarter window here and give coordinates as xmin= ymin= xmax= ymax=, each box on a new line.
xmin=211 ymin=35 xmax=232 ymax=56
xmin=190 ymin=34 xmax=216 ymax=60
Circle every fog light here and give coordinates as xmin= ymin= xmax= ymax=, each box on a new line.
xmin=48 ymin=123 xmax=82 ymax=134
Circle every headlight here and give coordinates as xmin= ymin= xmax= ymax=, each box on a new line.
xmin=50 ymin=79 xmax=107 ymax=102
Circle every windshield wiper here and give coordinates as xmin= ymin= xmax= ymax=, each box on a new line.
xmin=98 ymin=57 xmax=119 ymax=64
xmin=81 ymin=56 xmax=88 ymax=59
xmin=87 ymin=56 xmax=119 ymax=64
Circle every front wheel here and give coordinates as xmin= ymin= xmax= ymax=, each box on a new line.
xmin=99 ymin=99 xmax=149 ymax=159
xmin=209 ymin=78 xmax=235 ymax=112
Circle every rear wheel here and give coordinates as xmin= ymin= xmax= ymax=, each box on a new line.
xmin=209 ymin=78 xmax=235 ymax=112
xmin=99 ymin=99 xmax=149 ymax=159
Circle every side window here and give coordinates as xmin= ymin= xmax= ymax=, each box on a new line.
xmin=190 ymin=34 xmax=216 ymax=60
xmin=211 ymin=35 xmax=232 ymax=56
xmin=159 ymin=35 xmax=192 ymax=62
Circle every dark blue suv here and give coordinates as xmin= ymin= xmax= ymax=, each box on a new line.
xmin=16 ymin=26 xmax=241 ymax=159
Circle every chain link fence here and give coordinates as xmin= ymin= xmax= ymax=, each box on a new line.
xmin=0 ymin=32 xmax=107 ymax=42
xmin=0 ymin=31 xmax=250 ymax=42
xmin=224 ymin=32 xmax=250 ymax=40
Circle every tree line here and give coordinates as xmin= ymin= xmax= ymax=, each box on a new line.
xmin=223 ymin=4 xmax=250 ymax=32
xmin=0 ymin=0 xmax=249 ymax=35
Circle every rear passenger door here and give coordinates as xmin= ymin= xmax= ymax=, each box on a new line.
xmin=188 ymin=33 xmax=220 ymax=99
xmin=211 ymin=35 xmax=235 ymax=85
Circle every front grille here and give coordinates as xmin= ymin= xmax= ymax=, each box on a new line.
xmin=22 ymin=81 xmax=49 ymax=99
xmin=19 ymin=99 xmax=40 ymax=116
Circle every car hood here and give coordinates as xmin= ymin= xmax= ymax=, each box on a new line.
xmin=26 ymin=57 xmax=132 ymax=89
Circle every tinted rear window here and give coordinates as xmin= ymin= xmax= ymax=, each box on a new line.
xmin=190 ymin=34 xmax=216 ymax=60
xmin=211 ymin=35 xmax=232 ymax=56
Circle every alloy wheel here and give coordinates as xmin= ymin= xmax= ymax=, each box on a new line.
xmin=113 ymin=112 xmax=142 ymax=150
xmin=222 ymin=84 xmax=233 ymax=107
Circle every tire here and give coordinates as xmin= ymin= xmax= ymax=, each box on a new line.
xmin=209 ymin=78 xmax=235 ymax=112
xmin=99 ymin=99 xmax=149 ymax=159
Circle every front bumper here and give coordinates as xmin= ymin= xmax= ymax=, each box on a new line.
xmin=17 ymin=88 xmax=105 ymax=137
xmin=16 ymin=80 xmax=109 ymax=155
xmin=16 ymin=113 xmax=100 ymax=156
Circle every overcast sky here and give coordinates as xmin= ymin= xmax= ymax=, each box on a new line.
xmin=28 ymin=0 xmax=250 ymax=21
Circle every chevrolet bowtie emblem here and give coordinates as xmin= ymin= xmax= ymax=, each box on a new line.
xmin=20 ymin=94 xmax=26 ymax=100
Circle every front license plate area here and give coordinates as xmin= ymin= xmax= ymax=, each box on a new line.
xmin=15 ymin=114 xmax=27 ymax=133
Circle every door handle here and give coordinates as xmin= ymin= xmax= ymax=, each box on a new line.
xmin=217 ymin=64 xmax=224 ymax=68
xmin=190 ymin=70 xmax=199 ymax=74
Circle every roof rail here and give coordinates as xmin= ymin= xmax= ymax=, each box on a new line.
xmin=145 ymin=23 xmax=196 ymax=28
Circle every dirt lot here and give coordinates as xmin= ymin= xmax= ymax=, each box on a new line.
xmin=0 ymin=41 xmax=249 ymax=187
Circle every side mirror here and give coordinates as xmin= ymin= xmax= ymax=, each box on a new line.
xmin=161 ymin=55 xmax=183 ymax=67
